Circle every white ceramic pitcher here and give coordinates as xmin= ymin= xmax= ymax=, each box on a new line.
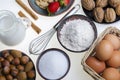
xmin=0 ymin=10 xmax=31 ymax=46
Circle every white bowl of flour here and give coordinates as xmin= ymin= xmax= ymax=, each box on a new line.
xmin=57 ymin=15 xmax=97 ymax=52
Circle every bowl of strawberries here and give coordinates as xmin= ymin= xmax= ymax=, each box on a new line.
xmin=28 ymin=0 xmax=74 ymax=16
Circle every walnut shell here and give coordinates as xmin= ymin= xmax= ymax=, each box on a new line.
xmin=96 ymin=0 xmax=108 ymax=7
xmin=105 ymin=8 xmax=116 ymax=22
xmin=81 ymin=0 xmax=95 ymax=11
xmin=93 ymin=7 xmax=104 ymax=23
xmin=109 ymin=0 xmax=120 ymax=7
xmin=115 ymin=5 xmax=120 ymax=16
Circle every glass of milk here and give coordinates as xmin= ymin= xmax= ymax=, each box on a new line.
xmin=0 ymin=10 xmax=31 ymax=46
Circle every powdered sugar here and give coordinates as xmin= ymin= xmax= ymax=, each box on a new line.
xmin=59 ymin=19 xmax=95 ymax=51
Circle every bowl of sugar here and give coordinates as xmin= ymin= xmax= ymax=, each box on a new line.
xmin=57 ymin=14 xmax=97 ymax=52
xmin=36 ymin=48 xmax=70 ymax=80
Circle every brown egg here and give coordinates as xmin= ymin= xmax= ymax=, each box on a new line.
xmin=102 ymin=68 xmax=120 ymax=80
xmin=86 ymin=56 xmax=106 ymax=73
xmin=95 ymin=40 xmax=113 ymax=61
xmin=104 ymin=34 xmax=120 ymax=50
xmin=106 ymin=50 xmax=120 ymax=68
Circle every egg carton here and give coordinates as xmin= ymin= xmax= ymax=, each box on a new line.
xmin=81 ymin=27 xmax=120 ymax=80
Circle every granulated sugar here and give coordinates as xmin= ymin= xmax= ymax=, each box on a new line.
xmin=38 ymin=50 xmax=69 ymax=79
xmin=59 ymin=19 xmax=95 ymax=51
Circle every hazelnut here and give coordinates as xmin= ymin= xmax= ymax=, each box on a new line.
xmin=11 ymin=68 xmax=19 ymax=77
xmin=93 ymin=7 xmax=104 ymax=22
xmin=96 ymin=0 xmax=108 ymax=8
xmin=2 ymin=60 xmax=10 ymax=67
xmin=12 ymin=58 xmax=20 ymax=65
xmin=115 ymin=5 xmax=120 ymax=16
xmin=6 ymin=55 xmax=14 ymax=62
xmin=105 ymin=8 xmax=116 ymax=22
xmin=81 ymin=0 xmax=95 ymax=11
xmin=109 ymin=0 xmax=120 ymax=7
xmin=6 ymin=75 xmax=13 ymax=80
xmin=3 ymin=66 xmax=10 ymax=74
xmin=20 ymin=56 xmax=29 ymax=64
xmin=2 ymin=50 xmax=10 ymax=58
xmin=27 ymin=70 xmax=35 ymax=79
xmin=0 ymin=76 xmax=6 ymax=80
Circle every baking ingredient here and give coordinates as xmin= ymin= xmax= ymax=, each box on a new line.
xmin=93 ymin=7 xmax=104 ymax=23
xmin=10 ymin=50 xmax=22 ymax=58
xmin=96 ymin=0 xmax=108 ymax=8
xmin=0 ymin=76 xmax=6 ymax=80
xmin=6 ymin=75 xmax=13 ymax=80
xmin=104 ymin=34 xmax=120 ymax=50
xmin=2 ymin=50 xmax=9 ymax=58
xmin=105 ymin=8 xmax=116 ymax=22
xmin=47 ymin=2 xmax=60 ymax=15
xmin=12 ymin=58 xmax=20 ymax=65
xmin=95 ymin=40 xmax=113 ymax=61
xmin=17 ymin=65 xmax=24 ymax=71
xmin=59 ymin=19 xmax=95 ymax=51
xmin=115 ymin=5 xmax=120 ymax=16
xmin=25 ymin=61 xmax=33 ymax=72
xmin=17 ymin=72 xmax=27 ymax=80
xmin=109 ymin=0 xmax=120 ymax=7
xmin=27 ymin=70 xmax=35 ymax=79
xmin=102 ymin=67 xmax=120 ymax=80
xmin=11 ymin=68 xmax=19 ymax=77
xmin=20 ymin=56 xmax=29 ymax=64
xmin=106 ymin=50 xmax=120 ymax=68
xmin=86 ymin=56 xmax=106 ymax=73
xmin=38 ymin=50 xmax=69 ymax=79
xmin=81 ymin=0 xmax=95 ymax=11
xmin=3 ymin=66 xmax=10 ymax=74
xmin=6 ymin=55 xmax=14 ymax=62
xmin=2 ymin=60 xmax=10 ymax=67
xmin=59 ymin=0 xmax=70 ymax=7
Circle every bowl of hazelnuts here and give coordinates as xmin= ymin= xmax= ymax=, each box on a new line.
xmin=0 ymin=49 xmax=36 ymax=80
xmin=81 ymin=0 xmax=120 ymax=23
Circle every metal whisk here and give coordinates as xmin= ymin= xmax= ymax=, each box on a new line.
xmin=29 ymin=4 xmax=80 ymax=55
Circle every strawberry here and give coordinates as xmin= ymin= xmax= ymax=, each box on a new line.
xmin=47 ymin=2 xmax=60 ymax=16
xmin=59 ymin=0 xmax=70 ymax=7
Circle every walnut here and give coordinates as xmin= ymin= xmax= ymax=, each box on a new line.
xmin=115 ymin=5 xmax=120 ymax=16
xmin=96 ymin=0 xmax=108 ymax=8
xmin=81 ymin=0 xmax=95 ymax=11
xmin=105 ymin=8 xmax=116 ymax=22
xmin=109 ymin=0 xmax=120 ymax=7
xmin=93 ymin=7 xmax=104 ymax=23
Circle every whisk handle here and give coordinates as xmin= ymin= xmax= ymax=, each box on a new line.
xmin=53 ymin=4 xmax=80 ymax=29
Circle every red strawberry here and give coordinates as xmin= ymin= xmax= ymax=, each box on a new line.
xmin=59 ymin=0 xmax=70 ymax=7
xmin=47 ymin=2 xmax=60 ymax=16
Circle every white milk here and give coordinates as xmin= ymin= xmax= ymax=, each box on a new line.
xmin=0 ymin=10 xmax=30 ymax=46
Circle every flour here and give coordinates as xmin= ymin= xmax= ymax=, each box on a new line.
xmin=59 ymin=19 xmax=95 ymax=51
xmin=38 ymin=50 xmax=69 ymax=79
